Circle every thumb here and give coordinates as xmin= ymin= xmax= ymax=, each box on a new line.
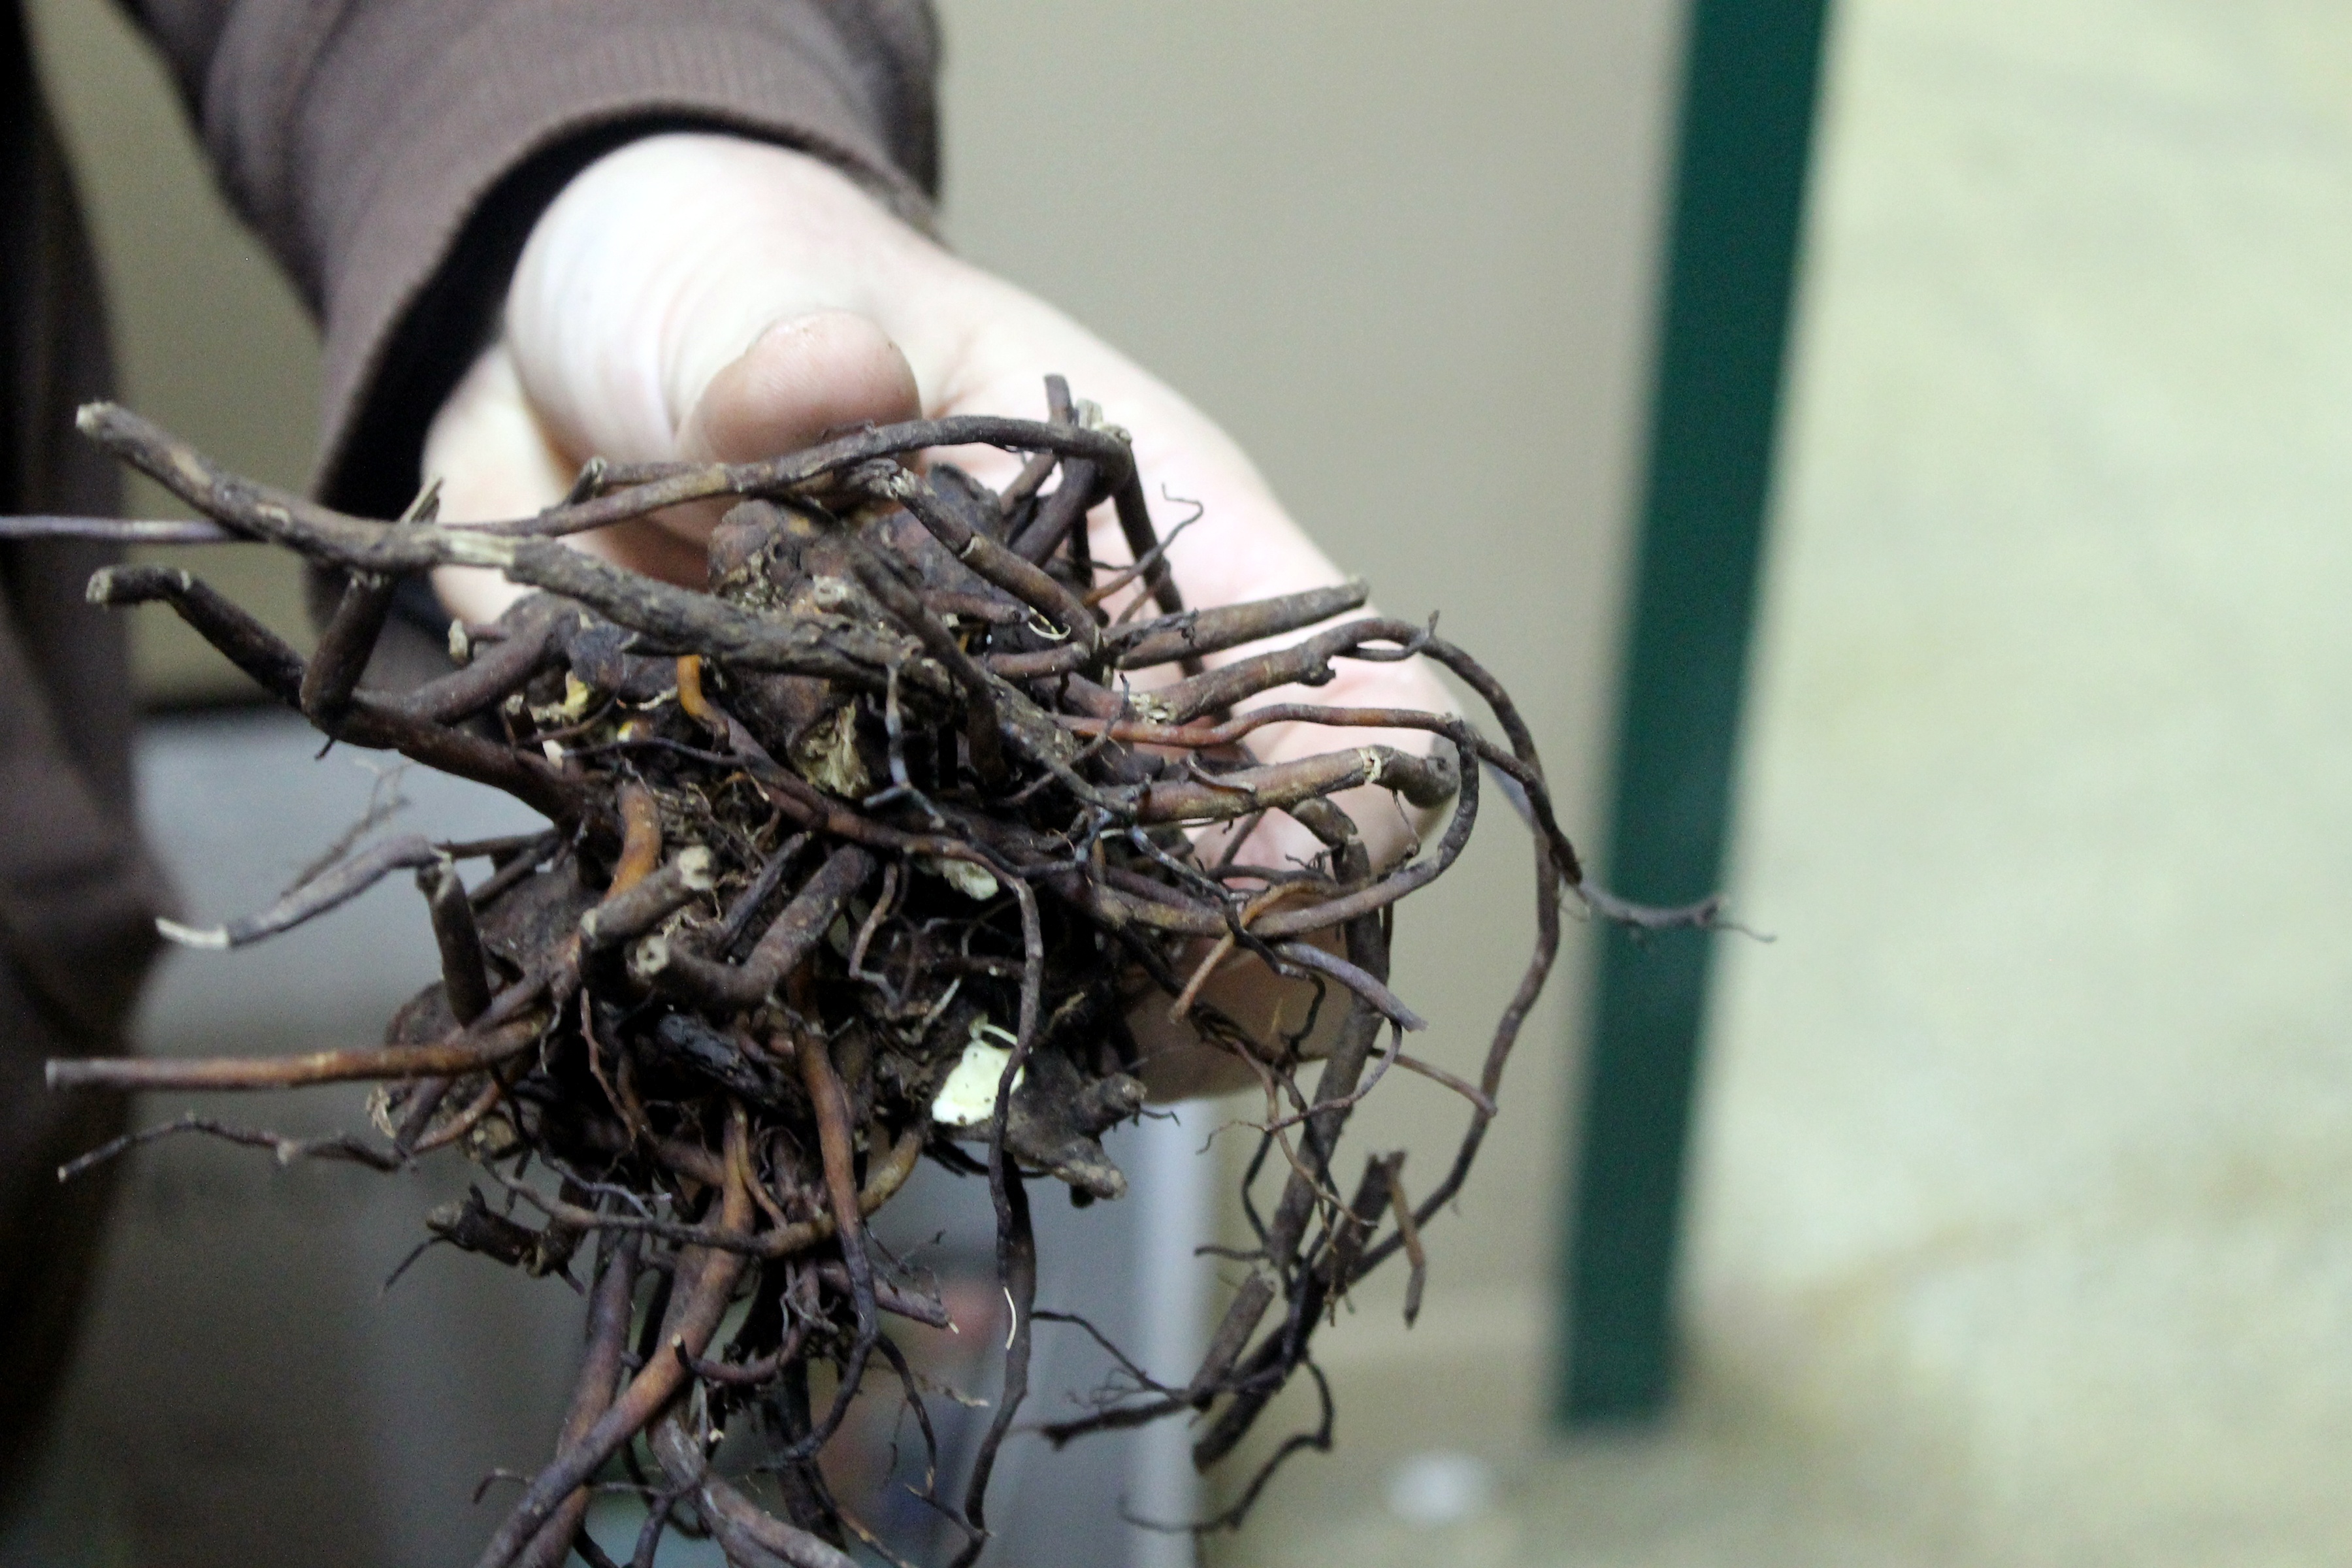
xmin=423 ymin=309 xmax=919 ymax=621
xmin=674 ymin=310 xmax=921 ymax=466
xmin=501 ymin=135 xmax=932 ymax=478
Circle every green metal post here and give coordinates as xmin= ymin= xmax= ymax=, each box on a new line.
xmin=1557 ymin=0 xmax=1831 ymax=1426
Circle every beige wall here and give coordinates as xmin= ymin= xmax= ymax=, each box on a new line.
xmin=1683 ymin=1 xmax=2352 ymax=1560
xmin=930 ymin=0 xmax=1680 ymax=1329
xmin=1209 ymin=3 xmax=2352 ymax=1564
xmin=29 ymin=0 xmax=321 ymax=704
xmin=928 ymin=3 xmax=1685 ymax=1531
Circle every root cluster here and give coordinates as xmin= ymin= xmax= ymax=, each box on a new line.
xmin=24 ymin=379 xmax=1718 ymax=1567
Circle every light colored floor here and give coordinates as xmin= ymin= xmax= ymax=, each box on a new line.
xmin=1224 ymin=1 xmax=2352 ymax=1563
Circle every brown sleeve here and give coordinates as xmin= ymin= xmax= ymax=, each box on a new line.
xmin=117 ymin=0 xmax=940 ymax=514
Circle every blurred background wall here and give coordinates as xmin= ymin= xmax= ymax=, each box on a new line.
xmin=929 ymin=0 xmax=1690 ymax=1536
xmin=1682 ymin=3 xmax=2352 ymax=1563
xmin=19 ymin=0 xmax=2352 ymax=1565
xmin=1243 ymin=1 xmax=2352 ymax=1565
xmin=27 ymin=0 xmax=321 ymax=702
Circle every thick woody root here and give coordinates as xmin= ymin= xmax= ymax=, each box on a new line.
xmin=22 ymin=377 xmax=1723 ymax=1563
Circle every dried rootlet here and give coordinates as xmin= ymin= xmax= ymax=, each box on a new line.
xmin=20 ymin=382 xmax=1717 ymax=1568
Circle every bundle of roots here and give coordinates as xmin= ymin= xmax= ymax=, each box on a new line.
xmin=18 ymin=379 xmax=1718 ymax=1568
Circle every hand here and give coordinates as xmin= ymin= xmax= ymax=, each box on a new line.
xmin=422 ymin=133 xmax=1452 ymax=1090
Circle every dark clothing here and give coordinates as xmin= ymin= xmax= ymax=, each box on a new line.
xmin=0 ymin=1 xmax=163 ymax=1494
xmin=0 ymin=0 xmax=938 ymax=1500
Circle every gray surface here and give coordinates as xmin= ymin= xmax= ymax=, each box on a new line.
xmin=35 ymin=712 xmax=574 ymax=1568
xmin=18 ymin=711 xmax=1206 ymax=1567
